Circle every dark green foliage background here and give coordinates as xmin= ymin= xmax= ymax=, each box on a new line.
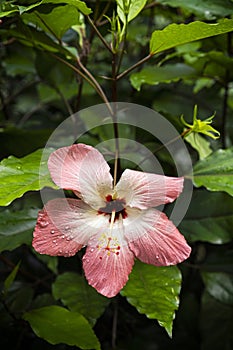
xmin=0 ymin=1 xmax=233 ymax=349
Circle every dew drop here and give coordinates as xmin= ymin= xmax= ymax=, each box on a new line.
xmin=90 ymin=248 xmax=94 ymax=252
xmin=39 ymin=220 xmax=49 ymax=228
xmin=65 ymin=226 xmax=70 ymax=231
xmin=50 ymin=229 xmax=55 ymax=234
xmin=62 ymin=235 xmax=65 ymax=239
xmin=53 ymin=240 xmax=57 ymax=243
xmin=70 ymin=235 xmax=74 ymax=239
xmin=86 ymin=259 xmax=90 ymax=263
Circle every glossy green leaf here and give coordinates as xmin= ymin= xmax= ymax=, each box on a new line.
xmin=121 ymin=261 xmax=181 ymax=337
xmin=117 ymin=0 xmax=147 ymax=23
xmin=130 ymin=63 xmax=196 ymax=91
xmin=0 ymin=148 xmax=56 ymax=206
xmin=184 ymin=133 xmax=212 ymax=160
xmin=23 ymin=306 xmax=100 ymax=349
xmin=0 ymin=208 xmax=38 ymax=252
xmin=52 ymin=272 xmax=110 ymax=325
xmin=192 ymin=148 xmax=233 ymax=196
xmin=201 ymin=272 xmax=233 ymax=305
xmin=156 ymin=0 xmax=233 ymax=19
xmin=180 ymin=191 xmax=233 ymax=244
xmin=150 ymin=19 xmax=233 ymax=54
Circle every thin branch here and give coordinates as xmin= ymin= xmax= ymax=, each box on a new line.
xmin=50 ymin=53 xmax=112 ymax=114
xmin=116 ymin=53 xmax=153 ymax=80
xmin=87 ymin=15 xmax=113 ymax=54
xmin=76 ymin=56 xmax=113 ymax=114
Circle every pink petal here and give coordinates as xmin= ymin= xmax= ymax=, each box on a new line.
xmin=33 ymin=198 xmax=105 ymax=257
xmin=124 ymin=208 xmax=191 ymax=266
xmin=48 ymin=144 xmax=113 ymax=209
xmin=83 ymin=232 xmax=135 ymax=298
xmin=116 ymin=169 xmax=184 ymax=209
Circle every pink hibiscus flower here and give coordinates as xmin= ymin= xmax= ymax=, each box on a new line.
xmin=33 ymin=144 xmax=191 ymax=297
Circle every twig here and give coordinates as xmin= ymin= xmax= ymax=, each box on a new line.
xmin=87 ymin=15 xmax=113 ymax=54
xmin=116 ymin=53 xmax=153 ymax=80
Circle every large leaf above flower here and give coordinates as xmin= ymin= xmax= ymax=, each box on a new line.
xmin=0 ymin=148 xmax=57 ymax=206
xmin=150 ymin=19 xmax=233 ymax=54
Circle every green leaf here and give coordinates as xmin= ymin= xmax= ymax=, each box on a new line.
xmin=150 ymin=19 xmax=233 ymax=54
xmin=121 ymin=261 xmax=182 ymax=337
xmin=117 ymin=0 xmax=147 ymax=23
xmin=156 ymin=0 xmax=233 ymax=19
xmin=180 ymin=190 xmax=233 ymax=244
xmin=0 ymin=148 xmax=56 ymax=206
xmin=201 ymin=272 xmax=233 ymax=305
xmin=0 ymin=2 xmax=18 ymax=18
xmin=6 ymin=21 xmax=76 ymax=59
xmin=23 ymin=306 xmax=100 ymax=349
xmin=41 ymin=0 xmax=92 ymax=15
xmin=192 ymin=148 xmax=233 ymax=196
xmin=52 ymin=272 xmax=110 ymax=325
xmin=0 ymin=0 xmax=91 ymax=17
xmin=3 ymin=261 xmax=21 ymax=295
xmin=0 ymin=208 xmax=38 ymax=252
xmin=130 ymin=63 xmax=196 ymax=91
xmin=184 ymin=133 xmax=212 ymax=160
xmin=22 ymin=5 xmax=81 ymax=39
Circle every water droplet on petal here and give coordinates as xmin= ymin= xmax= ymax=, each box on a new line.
xmin=86 ymin=259 xmax=90 ymax=263
xmin=62 ymin=235 xmax=65 ymax=239
xmin=50 ymin=229 xmax=55 ymax=234
xmin=39 ymin=220 xmax=49 ymax=228
xmin=70 ymin=235 xmax=74 ymax=239
xmin=90 ymin=248 xmax=94 ymax=252
xmin=65 ymin=226 xmax=70 ymax=231
xmin=53 ymin=240 xmax=56 ymax=243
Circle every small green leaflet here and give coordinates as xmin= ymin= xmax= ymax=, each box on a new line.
xmin=23 ymin=306 xmax=100 ymax=350
xmin=150 ymin=19 xmax=233 ymax=54
xmin=0 ymin=148 xmax=57 ymax=206
xmin=121 ymin=261 xmax=181 ymax=337
xmin=184 ymin=133 xmax=212 ymax=160
xmin=117 ymin=0 xmax=147 ymax=23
